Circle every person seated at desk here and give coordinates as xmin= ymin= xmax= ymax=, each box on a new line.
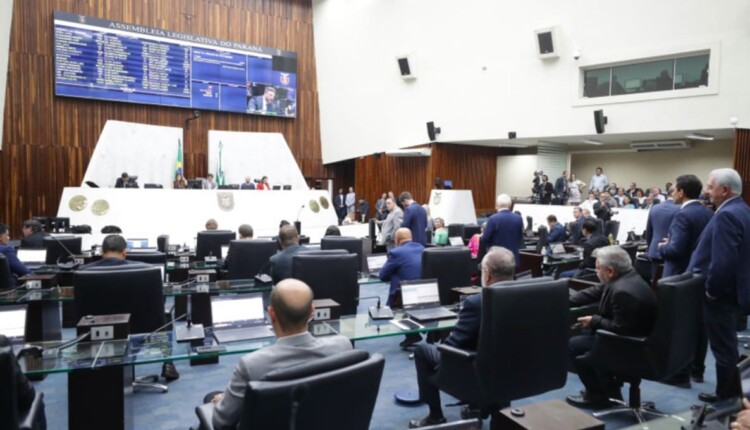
xmin=173 ymin=173 xmax=188 ymax=189
xmin=467 ymin=224 xmax=483 ymax=259
xmin=566 ymin=246 xmax=657 ymax=409
xmin=432 ymin=217 xmax=449 ymax=246
xmin=324 ymin=225 xmax=341 ymax=237
xmin=115 ymin=172 xmax=129 ymax=188
xmin=222 ymin=224 xmax=253 ymax=270
xmin=269 ymin=225 xmax=308 ymax=284
xmin=20 ymin=219 xmax=48 ymax=248
xmin=203 ymin=174 xmax=218 ymax=190
xmin=256 ymin=176 xmax=271 ymax=190
xmin=205 ymin=219 xmax=219 ymax=231
xmin=205 ymin=279 xmax=352 ymax=429
xmin=0 ymin=335 xmax=44 ymax=427
xmin=0 ymin=224 xmax=31 ymax=286
xmin=409 ymin=246 xmax=516 ymax=428
xmin=559 ymin=220 xmax=609 ymax=278
xmin=79 ymin=235 xmax=143 ymax=270
xmin=239 ymin=177 xmax=255 ymax=190
xmin=546 ymin=214 xmax=567 ymax=244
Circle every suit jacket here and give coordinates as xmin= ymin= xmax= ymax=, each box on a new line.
xmin=569 ymin=269 xmax=657 ymax=336
xmin=547 ymin=223 xmax=567 ymax=244
xmin=203 ymin=181 xmax=218 ymax=190
xmin=554 ymin=176 xmax=568 ymax=198
xmin=239 ymin=183 xmax=255 ymax=190
xmin=335 ymin=194 xmax=346 ymax=216
xmin=480 ymin=209 xmax=524 ymax=265
xmin=212 ymin=332 xmax=352 ymax=429
xmin=593 ymin=201 xmax=614 ymax=221
xmin=689 ymin=197 xmax=750 ymax=306
xmin=79 ymin=258 xmax=143 ymax=270
xmin=20 ymin=231 xmax=48 ymax=248
xmin=645 ymin=201 xmax=679 ymax=260
xmin=0 ymin=244 xmax=31 ymax=286
xmin=269 ymin=244 xmax=308 ymax=284
xmin=579 ymin=234 xmax=609 ymax=269
xmin=247 ymin=96 xmax=278 ymax=114
xmin=0 ymin=336 xmax=36 ymax=415
xmin=444 ymin=293 xmax=481 ymax=350
xmin=115 ymin=177 xmax=126 ymax=188
xmin=375 ymin=199 xmax=387 ymax=217
xmin=357 ymin=201 xmax=369 ymax=221
xmin=659 ymin=201 xmax=713 ymax=277
xmin=379 ymin=241 xmax=424 ymax=306
xmin=402 ymin=203 xmax=427 ymax=245
xmin=380 ymin=206 xmax=404 ymax=249
xmin=539 ymin=182 xmax=554 ymax=204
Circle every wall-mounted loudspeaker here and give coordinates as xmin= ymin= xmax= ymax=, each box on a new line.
xmin=396 ymin=54 xmax=416 ymax=80
xmin=427 ymin=122 xmax=441 ymax=141
xmin=594 ymin=110 xmax=608 ymax=134
xmin=508 ymin=131 xmax=517 ymax=139
xmin=534 ymin=27 xmax=559 ymax=60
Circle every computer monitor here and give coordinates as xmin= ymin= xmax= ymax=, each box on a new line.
xmin=282 ymin=185 xmax=292 ymax=190
xmin=443 ymin=179 xmax=453 ymax=189
xmin=126 ymin=238 xmax=149 ymax=249
xmin=16 ymin=249 xmax=47 ymax=263
xmin=0 ymin=307 xmax=26 ymax=340
xmin=211 ymin=294 xmax=265 ymax=327
xmin=196 ymin=231 xmax=235 ymax=261
xmin=187 ymin=179 xmax=203 ymax=189
xmin=272 ymin=185 xmax=281 ymax=190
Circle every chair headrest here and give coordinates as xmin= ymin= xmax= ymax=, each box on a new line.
xmin=263 ymin=350 xmax=369 ymax=381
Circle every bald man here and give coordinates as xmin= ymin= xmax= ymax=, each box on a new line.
xmin=209 ymin=279 xmax=352 ymax=428
xmin=380 ymin=228 xmax=425 ymax=307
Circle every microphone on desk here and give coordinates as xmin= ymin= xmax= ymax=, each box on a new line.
xmin=142 ymin=313 xmax=188 ymax=344
xmin=296 ymin=205 xmax=306 ymax=221
xmin=55 ymin=331 xmax=91 ymax=355
xmin=50 ymin=235 xmax=81 ymax=270
xmin=357 ymin=296 xmax=394 ymax=320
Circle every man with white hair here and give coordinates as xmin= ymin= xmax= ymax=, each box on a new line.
xmin=480 ymin=194 xmax=524 ymax=265
xmin=688 ymin=168 xmax=750 ymax=403
xmin=566 ymin=245 xmax=657 ymax=409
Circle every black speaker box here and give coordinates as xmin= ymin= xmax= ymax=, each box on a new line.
xmin=427 ymin=122 xmax=441 ymax=141
xmin=594 ymin=110 xmax=607 ymax=134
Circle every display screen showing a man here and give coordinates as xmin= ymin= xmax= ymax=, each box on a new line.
xmin=247 ymin=86 xmax=278 ymax=114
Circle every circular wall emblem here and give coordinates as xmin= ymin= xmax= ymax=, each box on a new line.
xmin=91 ymin=199 xmax=110 ymax=216
xmin=319 ymin=196 xmax=330 ymax=210
xmin=309 ymin=200 xmax=320 ymax=213
xmin=69 ymin=195 xmax=88 ymax=211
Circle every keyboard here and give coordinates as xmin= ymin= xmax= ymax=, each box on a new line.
xmin=213 ymin=325 xmax=274 ymax=344
xmin=407 ymin=307 xmax=457 ymax=322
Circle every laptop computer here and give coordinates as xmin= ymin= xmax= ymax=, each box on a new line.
xmin=366 ymin=254 xmax=388 ymax=276
xmin=449 ymin=237 xmax=464 ymax=247
xmin=221 ymin=245 xmax=230 ymax=260
xmin=0 ymin=307 xmax=27 ymax=342
xmin=401 ymin=279 xmax=457 ymax=322
xmin=126 ymin=238 xmax=149 ymax=249
xmin=548 ymin=243 xmax=580 ymax=260
xmin=16 ymin=249 xmax=47 ymax=265
xmin=211 ymin=294 xmax=275 ymax=344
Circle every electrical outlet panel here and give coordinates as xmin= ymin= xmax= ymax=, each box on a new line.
xmin=91 ymin=325 xmax=114 ymax=340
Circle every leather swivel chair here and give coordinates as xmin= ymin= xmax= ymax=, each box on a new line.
xmin=42 ymin=236 xmax=82 ymax=265
xmin=462 ymin=225 xmax=481 ymax=242
xmin=0 ymin=255 xmax=11 ymax=290
xmin=447 ymin=224 xmax=465 ymax=240
xmin=196 ymin=231 xmax=235 ymax=261
xmin=292 ymin=254 xmax=358 ymax=315
xmin=0 ymin=345 xmax=46 ymax=430
xmin=156 ymin=235 xmax=169 ymax=253
xmin=73 ymin=266 xmax=168 ymax=392
xmin=320 ymin=236 xmax=363 ymax=272
xmin=619 ymin=242 xmax=638 ymax=264
xmin=225 ymin=240 xmax=278 ymax=280
xmin=421 ymin=247 xmax=472 ymax=305
xmin=583 ymin=273 xmax=705 ymax=424
xmin=534 ymin=226 xmax=549 ymax=254
xmin=126 ymin=251 xmax=167 ymax=265
xmin=605 ymin=220 xmax=620 ymax=241
xmin=434 ymin=278 xmax=569 ymax=424
xmin=195 ymin=350 xmax=385 ymax=430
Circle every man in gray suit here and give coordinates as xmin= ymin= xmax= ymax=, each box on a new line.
xmin=269 ymin=225 xmax=308 ymax=284
xmin=247 ymin=86 xmax=278 ymax=114
xmin=377 ymin=198 xmax=404 ymax=251
xmin=209 ymin=279 xmax=352 ymax=428
xmin=645 ymin=196 xmax=679 ymax=281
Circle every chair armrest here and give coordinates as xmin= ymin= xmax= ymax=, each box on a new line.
xmin=195 ymin=403 xmax=215 ymax=430
xmin=570 ymin=304 xmax=598 ymax=321
xmin=436 ymin=344 xmax=477 ymax=361
xmin=595 ymin=329 xmax=648 ymax=345
xmin=19 ymin=392 xmax=43 ymax=430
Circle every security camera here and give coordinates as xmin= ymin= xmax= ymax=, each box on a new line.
xmin=572 ymin=50 xmax=581 ymax=61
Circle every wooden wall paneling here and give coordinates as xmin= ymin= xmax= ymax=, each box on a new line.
xmin=2 ymin=0 xmax=324 ymax=236
xmin=733 ymin=128 xmax=750 ymax=205
xmin=354 ymin=155 xmax=430 ymax=219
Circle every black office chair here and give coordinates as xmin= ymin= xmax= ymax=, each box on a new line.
xmin=292 ymin=254 xmax=358 ymax=315
xmin=320 ymin=236 xmax=363 ymax=273
xmin=73 ymin=266 xmax=168 ymax=392
xmin=196 ymin=231 xmax=235 ymax=261
xmin=226 ymin=240 xmax=278 ymax=280
xmin=0 ymin=345 xmax=46 ymax=430
xmin=157 ymin=235 xmax=169 ymax=253
xmin=595 ymin=219 xmax=606 ymax=236
xmin=195 ymin=350 xmax=385 ymax=430
xmin=434 ymin=278 xmax=569 ymax=425
xmin=534 ymin=225 xmax=549 ymax=254
xmin=0 ymin=255 xmax=11 ymax=290
xmin=525 ymin=215 xmax=533 ymax=232
xmin=462 ymin=224 xmax=481 ymax=241
xmin=126 ymin=251 xmax=167 ymax=265
xmin=583 ymin=273 xmax=705 ymax=424
xmin=568 ymin=221 xmax=582 ymax=245
xmin=447 ymin=224 xmax=465 ymax=240
xmin=606 ymin=220 xmax=620 ymax=241
xmin=421 ymin=247 xmax=472 ymax=306
xmin=619 ymin=242 xmax=638 ymax=264
xmin=42 ymin=236 xmax=82 ymax=265
xmin=32 ymin=217 xmax=51 ymax=233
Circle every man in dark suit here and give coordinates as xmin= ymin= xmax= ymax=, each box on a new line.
xmin=239 ymin=177 xmax=255 ymax=190
xmin=20 ymin=219 xmax=48 ymax=248
xmin=334 ymin=189 xmax=346 ymax=225
xmin=114 ymin=172 xmax=130 ymax=188
xmin=539 ymin=175 xmax=555 ymax=205
xmin=79 ymin=235 xmax=143 ymax=270
xmin=688 ymin=168 xmax=750 ymax=402
xmin=399 ymin=191 xmax=427 ymax=245
xmin=480 ymin=193 xmax=523 ymax=265
xmin=645 ymin=196 xmax=679 ymax=280
xmin=0 ymin=335 xmax=40 ymax=424
xmin=657 ymin=175 xmax=713 ymax=387
xmin=247 ymin=86 xmax=278 ymax=114
xmin=560 ymin=220 xmax=608 ymax=278
xmin=357 ymin=196 xmax=370 ymax=222
xmin=566 ymin=246 xmax=658 ymax=408
xmin=555 ymin=170 xmax=569 ymax=205
xmin=408 ymin=247 xmax=516 ymax=428
xmin=593 ymin=192 xmax=616 ymax=221
xmin=0 ymin=224 xmax=31 ymax=286
xmin=379 ymin=228 xmax=424 ymax=308
xmin=547 ymin=214 xmax=567 ymax=244
xmin=269 ymin=225 xmax=308 ymax=284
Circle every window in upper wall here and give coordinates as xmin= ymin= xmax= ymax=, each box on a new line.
xmin=582 ymin=53 xmax=709 ymax=98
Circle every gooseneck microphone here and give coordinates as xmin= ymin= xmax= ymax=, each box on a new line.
xmin=50 ymin=235 xmax=81 ymax=270
xmin=356 ymin=296 xmax=394 ymax=320
xmin=296 ymin=205 xmax=306 ymax=222
xmin=142 ymin=313 xmax=188 ymax=344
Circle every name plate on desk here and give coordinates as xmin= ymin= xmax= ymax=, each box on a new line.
xmin=204 ymin=256 xmax=218 ymax=263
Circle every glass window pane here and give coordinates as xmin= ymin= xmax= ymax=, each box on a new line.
xmin=675 ymin=54 xmax=709 ymax=89
xmin=584 ymin=68 xmax=610 ymax=98
xmin=612 ymin=59 xmax=674 ymax=95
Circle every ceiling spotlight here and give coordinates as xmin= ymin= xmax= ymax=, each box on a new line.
xmin=730 ymin=117 xmax=739 ymax=126
xmin=685 ymin=133 xmax=714 ymax=141
xmin=581 ymin=139 xmax=603 ymax=145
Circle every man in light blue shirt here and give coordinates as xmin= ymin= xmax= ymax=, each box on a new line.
xmin=590 ymin=167 xmax=609 ymax=193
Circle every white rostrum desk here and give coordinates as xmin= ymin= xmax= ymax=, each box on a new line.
xmin=56 ymin=188 xmax=346 ymax=245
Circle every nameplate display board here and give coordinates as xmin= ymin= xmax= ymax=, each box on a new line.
xmin=53 ymin=11 xmax=297 ymax=117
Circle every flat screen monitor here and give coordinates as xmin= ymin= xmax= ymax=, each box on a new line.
xmin=0 ymin=308 xmax=27 ymax=340
xmin=443 ymin=180 xmax=453 ymax=189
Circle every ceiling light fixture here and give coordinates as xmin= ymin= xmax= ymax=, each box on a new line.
xmin=685 ymin=133 xmax=715 ymax=141
xmin=581 ymin=139 xmax=603 ymax=145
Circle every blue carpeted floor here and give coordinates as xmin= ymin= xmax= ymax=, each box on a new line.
xmin=33 ymin=282 xmax=719 ymax=429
